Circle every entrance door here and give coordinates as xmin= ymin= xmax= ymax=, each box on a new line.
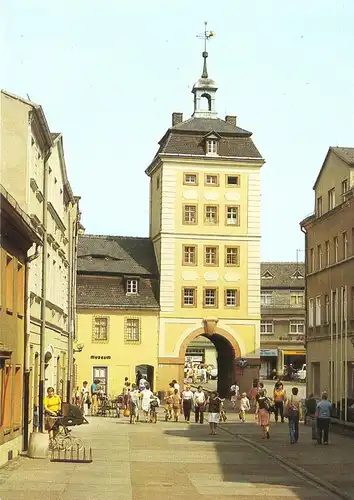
xmin=93 ymin=366 xmax=108 ymax=394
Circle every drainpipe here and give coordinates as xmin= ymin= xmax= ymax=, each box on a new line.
xmin=23 ymin=243 xmax=40 ymax=451
xmin=66 ymin=207 xmax=78 ymax=402
xmin=300 ymin=226 xmax=308 ymax=396
xmin=38 ymin=151 xmax=51 ymax=433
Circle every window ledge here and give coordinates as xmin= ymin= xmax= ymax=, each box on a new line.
xmin=92 ymin=339 xmax=109 ymax=344
xmin=17 ymin=313 xmax=24 ymax=319
xmin=6 ymin=308 xmax=13 ymax=315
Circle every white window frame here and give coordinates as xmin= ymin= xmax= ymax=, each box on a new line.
xmin=290 ymin=293 xmax=304 ymax=306
xmin=260 ymin=320 xmax=274 ymax=334
xmin=260 ymin=292 xmax=273 ymax=306
xmin=204 ymin=288 xmax=217 ymax=307
xmin=184 ymin=205 xmax=197 ymax=224
xmin=205 ymin=174 xmax=218 ymax=185
xmin=205 ymin=246 xmax=217 ymax=265
xmin=317 ymin=245 xmax=322 ymax=270
xmin=125 ymin=318 xmax=141 ymax=343
xmin=315 ymin=296 xmax=321 ymax=326
xmin=126 ymin=279 xmax=138 ymax=295
xmin=341 ymin=178 xmax=348 ymax=195
xmin=183 ymin=286 xmax=197 ymax=307
xmin=205 ymin=205 xmax=218 ymax=224
xmin=308 ymin=298 xmax=314 ymax=327
xmin=325 ymin=241 xmax=330 ymax=267
xmin=206 ymin=140 xmax=217 ymax=155
xmin=289 ymin=320 xmax=305 ymax=334
xmin=185 ymin=174 xmax=197 ymax=185
xmin=328 ymin=188 xmax=335 ymax=210
xmin=226 ymin=206 xmax=239 ymax=225
xmin=225 ymin=289 xmax=237 ymax=307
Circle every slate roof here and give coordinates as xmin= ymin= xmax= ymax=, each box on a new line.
xmin=77 ymin=235 xmax=159 ymax=309
xmin=146 ymin=116 xmax=263 ymax=173
xmin=77 ymin=276 xmax=159 ymax=309
xmin=78 ymin=235 xmax=158 ymax=276
xmin=313 ymin=146 xmax=354 ymax=189
xmin=261 ymin=262 xmax=305 ymax=289
xmin=332 ymin=147 xmax=354 ymax=165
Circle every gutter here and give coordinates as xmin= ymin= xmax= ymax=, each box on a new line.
xmin=23 ymin=243 xmax=40 ymax=451
xmin=38 ymin=148 xmax=51 ymax=432
xmin=300 ymin=225 xmax=308 ymax=397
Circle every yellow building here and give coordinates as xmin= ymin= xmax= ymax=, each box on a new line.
xmin=75 ymin=235 xmax=159 ymax=395
xmin=146 ymin=50 xmax=264 ymax=395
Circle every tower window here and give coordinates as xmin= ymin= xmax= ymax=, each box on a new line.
xmin=204 ymin=246 xmax=218 ymax=266
xmin=206 ymin=140 xmax=217 ymax=155
xmin=183 ymin=173 xmax=198 ymax=185
xmin=183 ymin=245 xmax=197 ymax=265
xmin=226 ymin=175 xmax=240 ymax=186
xmin=182 ymin=287 xmax=197 ymax=307
xmin=225 ymin=247 xmax=240 ymax=266
xmin=183 ymin=205 xmax=197 ymax=224
xmin=203 ymin=288 xmax=218 ymax=308
xmin=205 ymin=174 xmax=219 ymax=186
xmin=204 ymin=205 xmax=218 ymax=224
xmin=226 ymin=206 xmax=240 ymax=226
xmin=225 ymin=289 xmax=239 ymax=307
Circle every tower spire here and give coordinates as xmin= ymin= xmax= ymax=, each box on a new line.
xmin=193 ymin=22 xmax=218 ymax=118
xmin=197 ymin=21 xmax=215 ymax=79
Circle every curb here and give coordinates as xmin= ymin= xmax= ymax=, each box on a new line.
xmin=221 ymin=426 xmax=353 ymax=500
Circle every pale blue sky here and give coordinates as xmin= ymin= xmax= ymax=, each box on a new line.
xmin=2 ymin=1 xmax=354 ymax=261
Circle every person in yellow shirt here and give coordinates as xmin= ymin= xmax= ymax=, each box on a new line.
xmin=44 ymin=387 xmax=61 ymax=439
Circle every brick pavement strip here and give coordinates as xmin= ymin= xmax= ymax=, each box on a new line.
xmin=0 ymin=411 xmax=352 ymax=500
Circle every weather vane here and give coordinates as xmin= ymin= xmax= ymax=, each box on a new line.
xmin=196 ymin=21 xmax=215 ymax=78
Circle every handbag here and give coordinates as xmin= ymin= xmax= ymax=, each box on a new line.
xmin=123 ymin=408 xmax=130 ymax=417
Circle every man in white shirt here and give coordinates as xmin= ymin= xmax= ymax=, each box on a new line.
xmin=194 ymin=386 xmax=206 ymax=424
xmin=172 ymin=379 xmax=180 ymax=392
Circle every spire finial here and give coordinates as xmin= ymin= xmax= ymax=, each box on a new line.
xmin=196 ymin=21 xmax=215 ymax=79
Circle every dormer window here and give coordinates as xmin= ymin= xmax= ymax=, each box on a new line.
xmin=262 ymin=270 xmax=273 ymax=279
xmin=207 ymin=139 xmax=217 ymax=155
xmin=126 ymin=279 xmax=138 ymax=295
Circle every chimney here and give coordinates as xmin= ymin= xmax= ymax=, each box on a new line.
xmin=225 ymin=115 xmax=237 ymax=127
xmin=172 ymin=112 xmax=183 ymax=126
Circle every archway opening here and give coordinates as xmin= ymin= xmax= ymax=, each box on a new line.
xmin=200 ymin=92 xmax=212 ymax=111
xmin=184 ymin=333 xmax=235 ymax=397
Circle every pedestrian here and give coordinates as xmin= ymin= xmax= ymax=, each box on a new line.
xmin=316 ymin=391 xmax=332 ymax=445
xmin=239 ymin=392 xmax=250 ymax=422
xmin=90 ymin=379 xmax=99 ymax=416
xmin=124 ymin=376 xmax=131 ymax=389
xmin=249 ymin=379 xmax=259 ymax=410
xmin=139 ymin=374 xmax=148 ymax=391
xmin=230 ymin=381 xmax=240 ymax=410
xmin=136 ymin=370 xmax=142 ymax=387
xmin=171 ymin=388 xmax=181 ymax=422
xmin=258 ymin=381 xmax=267 ymax=396
xmin=141 ymin=383 xmax=153 ymax=422
xmin=255 ymin=389 xmax=271 ymax=439
xmin=285 ymin=387 xmax=302 ymax=444
xmin=181 ymin=384 xmax=194 ymax=422
xmin=304 ymin=393 xmax=317 ymax=424
xmin=207 ymin=391 xmax=222 ymax=436
xmin=194 ymin=385 xmax=206 ymax=424
xmin=201 ymin=366 xmax=207 ymax=384
xmin=128 ymin=383 xmax=139 ymax=424
xmin=172 ymin=379 xmax=180 ymax=392
xmin=81 ymin=381 xmax=90 ymax=416
xmin=44 ymin=387 xmax=61 ymax=441
xmin=273 ymin=382 xmax=286 ymax=423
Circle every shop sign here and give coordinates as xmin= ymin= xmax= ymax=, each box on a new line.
xmin=186 ymin=355 xmax=203 ymax=362
xmin=283 ymin=351 xmax=305 ymax=356
xmin=90 ymin=355 xmax=111 ymax=360
xmin=260 ymin=349 xmax=278 ymax=357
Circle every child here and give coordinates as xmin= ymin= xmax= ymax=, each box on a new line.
xmin=149 ymin=392 xmax=160 ymax=423
xmin=171 ymin=388 xmax=181 ymax=422
xmin=239 ymin=392 xmax=250 ymax=422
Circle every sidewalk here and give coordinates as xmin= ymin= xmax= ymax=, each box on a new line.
xmin=0 ymin=411 xmax=353 ymax=499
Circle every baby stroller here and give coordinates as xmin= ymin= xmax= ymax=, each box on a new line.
xmin=61 ymin=402 xmax=89 ymax=426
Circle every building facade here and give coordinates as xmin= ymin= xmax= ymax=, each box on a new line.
xmin=0 ymin=185 xmax=41 ymax=467
xmin=146 ymin=51 xmax=264 ymax=395
xmin=260 ymin=262 xmax=306 ymax=379
xmin=0 ymin=91 xmax=79 ymax=437
xmin=300 ymin=147 xmax=354 ymax=420
xmin=75 ymin=235 xmax=159 ymax=396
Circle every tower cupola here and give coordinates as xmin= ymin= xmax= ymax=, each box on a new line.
xmin=192 ymin=22 xmax=217 ymax=119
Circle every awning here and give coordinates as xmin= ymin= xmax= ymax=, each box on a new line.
xmin=283 ymin=350 xmax=305 ymax=356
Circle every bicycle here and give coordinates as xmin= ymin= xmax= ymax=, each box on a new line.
xmin=50 ymin=416 xmax=84 ymax=451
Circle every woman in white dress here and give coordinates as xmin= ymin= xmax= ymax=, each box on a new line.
xmin=141 ymin=383 xmax=153 ymax=422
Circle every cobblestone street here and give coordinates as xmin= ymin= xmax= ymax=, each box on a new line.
xmin=0 ymin=410 xmax=353 ymax=500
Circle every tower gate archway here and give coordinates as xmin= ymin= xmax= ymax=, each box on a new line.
xmin=180 ymin=326 xmax=240 ymax=398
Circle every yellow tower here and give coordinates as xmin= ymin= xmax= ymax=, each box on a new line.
xmin=146 ymin=33 xmax=265 ymax=395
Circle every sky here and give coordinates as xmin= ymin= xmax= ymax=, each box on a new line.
xmin=2 ymin=1 xmax=354 ymax=261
